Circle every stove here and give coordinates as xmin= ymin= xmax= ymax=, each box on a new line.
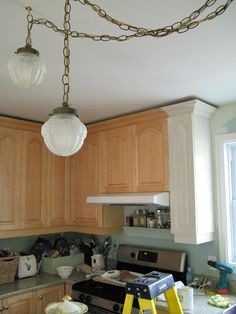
xmin=72 ymin=245 xmax=187 ymax=313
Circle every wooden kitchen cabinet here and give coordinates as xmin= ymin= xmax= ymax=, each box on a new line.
xmin=100 ymin=126 xmax=134 ymax=193
xmin=134 ymin=118 xmax=169 ymax=192
xmin=0 ymin=125 xmax=22 ymax=230
xmin=69 ymin=132 xmax=102 ymax=228
xmin=47 ymin=153 xmax=67 ymax=227
xmin=164 ymin=100 xmax=216 ymax=244
xmin=98 ymin=108 xmax=169 ymax=194
xmin=68 ymin=132 xmax=124 ymax=233
xmin=2 ymin=291 xmax=36 ymax=314
xmin=21 ymin=130 xmax=48 ymax=229
xmin=36 ymin=284 xmax=64 ymax=314
xmin=0 ymin=116 xmax=68 ymax=238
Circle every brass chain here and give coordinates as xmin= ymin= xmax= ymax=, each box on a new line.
xmin=62 ymin=0 xmax=71 ymax=105
xmin=25 ymin=6 xmax=33 ymax=46
xmin=30 ymin=0 xmax=234 ymax=42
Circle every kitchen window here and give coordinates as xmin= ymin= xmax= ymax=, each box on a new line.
xmin=216 ymin=133 xmax=236 ymax=266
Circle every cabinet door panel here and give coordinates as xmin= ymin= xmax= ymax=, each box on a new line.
xmin=4 ymin=291 xmax=36 ymax=314
xmin=134 ymin=120 xmax=168 ymax=192
xmin=36 ymin=284 xmax=64 ymax=314
xmin=101 ymin=126 xmax=134 ymax=193
xmin=48 ymin=154 xmax=66 ymax=226
xmin=0 ymin=127 xmax=21 ymax=230
xmin=21 ymin=131 xmax=47 ymax=228
xmin=69 ymin=133 xmax=101 ymax=227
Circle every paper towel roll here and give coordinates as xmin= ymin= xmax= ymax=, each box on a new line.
xmin=102 ymin=270 xmax=120 ymax=278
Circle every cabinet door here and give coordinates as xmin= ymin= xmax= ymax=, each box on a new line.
xmin=21 ymin=131 xmax=48 ymax=228
xmin=134 ymin=119 xmax=169 ymax=192
xmin=47 ymin=153 xmax=66 ymax=226
xmin=69 ymin=133 xmax=102 ymax=227
xmin=3 ymin=291 xmax=36 ymax=314
xmin=0 ymin=127 xmax=22 ymax=230
xmin=36 ymin=284 xmax=64 ymax=314
xmin=101 ymin=126 xmax=134 ymax=193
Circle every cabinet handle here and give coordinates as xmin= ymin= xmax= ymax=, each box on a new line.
xmin=38 ymin=295 xmax=43 ymax=300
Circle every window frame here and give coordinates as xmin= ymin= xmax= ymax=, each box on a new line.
xmin=216 ymin=132 xmax=236 ymax=266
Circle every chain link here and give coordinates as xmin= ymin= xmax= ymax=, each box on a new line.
xmin=25 ymin=7 xmax=33 ymax=46
xmin=30 ymin=0 xmax=234 ymax=42
xmin=62 ymin=0 xmax=71 ymax=104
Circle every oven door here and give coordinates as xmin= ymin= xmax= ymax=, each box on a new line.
xmin=86 ymin=304 xmax=114 ymax=314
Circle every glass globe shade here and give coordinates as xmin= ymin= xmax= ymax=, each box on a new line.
xmin=8 ymin=51 xmax=46 ymax=88
xmin=41 ymin=113 xmax=87 ymax=157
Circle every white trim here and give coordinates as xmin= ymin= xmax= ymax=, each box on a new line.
xmin=215 ymin=133 xmax=236 ymax=265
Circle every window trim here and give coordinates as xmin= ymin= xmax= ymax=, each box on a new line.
xmin=216 ymin=133 xmax=236 ymax=266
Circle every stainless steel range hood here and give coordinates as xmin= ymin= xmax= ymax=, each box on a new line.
xmin=86 ymin=192 xmax=169 ymax=206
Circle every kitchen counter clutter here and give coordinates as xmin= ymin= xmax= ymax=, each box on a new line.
xmin=156 ymin=294 xmax=236 ymax=314
xmin=0 ymin=271 xmax=236 ymax=313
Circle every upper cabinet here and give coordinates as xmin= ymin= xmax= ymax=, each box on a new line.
xmin=163 ymin=100 xmax=216 ymax=244
xmin=100 ymin=126 xmax=134 ymax=193
xmin=68 ymin=132 xmax=124 ymax=234
xmin=21 ymin=130 xmax=48 ymax=229
xmin=0 ymin=126 xmax=22 ymax=230
xmin=47 ymin=153 xmax=67 ymax=227
xmin=134 ymin=118 xmax=169 ymax=192
xmin=97 ymin=108 xmax=169 ymax=194
xmin=68 ymin=132 xmax=102 ymax=228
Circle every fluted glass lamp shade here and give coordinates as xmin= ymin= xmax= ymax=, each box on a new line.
xmin=8 ymin=47 xmax=46 ymax=88
xmin=41 ymin=113 xmax=87 ymax=157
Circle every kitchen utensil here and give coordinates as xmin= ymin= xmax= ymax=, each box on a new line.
xmin=79 ymin=242 xmax=93 ymax=266
xmin=54 ymin=238 xmax=70 ymax=256
xmin=91 ymin=254 xmax=105 ymax=270
xmin=17 ymin=254 xmax=37 ymax=278
xmin=56 ymin=266 xmax=73 ymax=279
xmin=45 ymin=295 xmax=88 ymax=314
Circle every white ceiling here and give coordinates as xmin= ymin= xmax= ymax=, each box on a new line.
xmin=0 ymin=0 xmax=236 ymax=124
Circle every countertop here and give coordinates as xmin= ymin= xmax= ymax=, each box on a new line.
xmin=0 ymin=271 xmax=85 ymax=299
xmin=1 ymin=272 xmax=236 ymax=314
xmin=156 ymin=294 xmax=236 ymax=314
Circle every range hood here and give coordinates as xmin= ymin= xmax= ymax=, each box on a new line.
xmin=86 ymin=192 xmax=169 ymax=206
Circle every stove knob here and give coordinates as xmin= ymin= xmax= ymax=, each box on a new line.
xmin=79 ymin=294 xmax=85 ymax=302
xmin=130 ymin=252 xmax=135 ymax=258
xmin=113 ymin=304 xmax=120 ymax=312
xmin=85 ymin=295 xmax=92 ymax=304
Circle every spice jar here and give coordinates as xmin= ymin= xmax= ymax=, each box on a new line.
xmin=133 ymin=209 xmax=140 ymax=227
xmin=156 ymin=209 xmax=162 ymax=229
xmin=147 ymin=212 xmax=154 ymax=228
xmin=139 ymin=209 xmax=147 ymax=227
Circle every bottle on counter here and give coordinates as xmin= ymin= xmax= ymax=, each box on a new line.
xmin=186 ymin=267 xmax=193 ymax=286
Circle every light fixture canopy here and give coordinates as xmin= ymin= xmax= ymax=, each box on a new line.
xmin=41 ymin=104 xmax=87 ymax=157
xmin=8 ymin=45 xmax=46 ymax=88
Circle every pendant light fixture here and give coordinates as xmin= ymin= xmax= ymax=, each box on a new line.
xmin=41 ymin=1 xmax=87 ymax=156
xmin=8 ymin=7 xmax=46 ymax=88
xmin=8 ymin=0 xmax=233 ymax=156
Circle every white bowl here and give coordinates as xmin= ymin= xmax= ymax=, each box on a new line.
xmin=56 ymin=266 xmax=73 ymax=279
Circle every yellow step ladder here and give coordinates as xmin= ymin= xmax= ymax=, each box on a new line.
xmin=122 ymin=271 xmax=183 ymax=314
